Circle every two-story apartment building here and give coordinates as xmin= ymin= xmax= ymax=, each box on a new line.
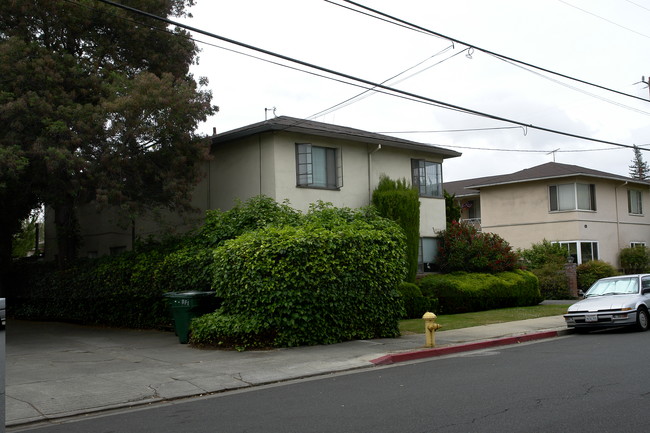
xmin=46 ymin=116 xmax=461 ymax=269
xmin=444 ymin=162 xmax=650 ymax=267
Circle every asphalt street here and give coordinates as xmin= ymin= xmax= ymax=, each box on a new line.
xmin=11 ymin=328 xmax=650 ymax=433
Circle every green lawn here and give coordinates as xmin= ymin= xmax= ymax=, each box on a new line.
xmin=399 ymin=304 xmax=571 ymax=334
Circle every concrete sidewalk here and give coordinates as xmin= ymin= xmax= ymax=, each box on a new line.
xmin=5 ymin=314 xmax=571 ymax=428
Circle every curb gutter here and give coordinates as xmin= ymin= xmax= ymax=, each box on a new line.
xmin=370 ymin=329 xmax=571 ymax=366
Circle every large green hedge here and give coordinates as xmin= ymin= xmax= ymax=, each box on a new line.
xmin=7 ymin=196 xmax=302 ymax=328
xmin=418 ymin=270 xmax=541 ymax=314
xmin=9 ymin=248 xmax=174 ymax=328
xmin=191 ymin=205 xmax=407 ymax=349
xmin=396 ymin=282 xmax=439 ymax=319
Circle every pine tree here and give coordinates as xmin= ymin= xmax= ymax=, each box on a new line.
xmin=629 ymin=145 xmax=649 ymax=180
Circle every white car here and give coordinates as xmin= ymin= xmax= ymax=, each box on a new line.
xmin=564 ymin=274 xmax=650 ymax=332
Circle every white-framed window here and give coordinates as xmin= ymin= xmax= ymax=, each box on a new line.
xmin=628 ymin=189 xmax=643 ymax=215
xmin=555 ymin=241 xmax=599 ymax=264
xmin=295 ymin=143 xmax=342 ymax=189
xmin=631 ymin=242 xmax=647 ymax=248
xmin=109 ymin=246 xmax=127 ymax=256
xmin=419 ymin=237 xmax=439 ymax=272
xmin=412 ymin=159 xmax=442 ymax=198
xmin=549 ymin=183 xmax=596 ymax=211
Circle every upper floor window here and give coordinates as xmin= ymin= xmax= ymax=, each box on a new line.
xmin=631 ymin=242 xmax=647 ymax=248
xmin=549 ymin=183 xmax=596 ymax=211
xmin=412 ymin=159 xmax=442 ymax=198
xmin=295 ymin=143 xmax=342 ymax=189
xmin=628 ymin=189 xmax=643 ymax=215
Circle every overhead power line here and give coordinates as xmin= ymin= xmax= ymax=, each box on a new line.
xmin=335 ymin=0 xmax=650 ymax=104
xmin=93 ymin=0 xmax=645 ymax=151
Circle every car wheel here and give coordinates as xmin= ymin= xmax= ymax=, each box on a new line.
xmin=636 ymin=307 xmax=649 ymax=332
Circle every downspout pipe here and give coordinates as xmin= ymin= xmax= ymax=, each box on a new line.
xmin=368 ymin=144 xmax=382 ymax=202
xmin=615 ymin=181 xmax=628 ymax=253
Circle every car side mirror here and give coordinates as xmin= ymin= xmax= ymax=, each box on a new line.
xmin=578 ymin=290 xmax=585 ymax=298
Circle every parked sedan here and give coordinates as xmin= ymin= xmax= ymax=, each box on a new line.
xmin=564 ymin=274 xmax=650 ymax=332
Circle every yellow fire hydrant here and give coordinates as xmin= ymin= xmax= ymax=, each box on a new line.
xmin=423 ymin=312 xmax=442 ymax=348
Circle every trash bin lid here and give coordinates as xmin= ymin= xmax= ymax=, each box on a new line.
xmin=163 ymin=291 xmax=215 ymax=298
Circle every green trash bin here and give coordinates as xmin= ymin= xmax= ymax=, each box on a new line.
xmin=164 ymin=291 xmax=219 ymax=344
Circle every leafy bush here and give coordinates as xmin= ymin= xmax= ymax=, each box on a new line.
xmin=418 ymin=270 xmax=541 ymax=314
xmin=518 ymin=240 xmax=568 ymax=269
xmin=191 ymin=205 xmax=407 ymax=349
xmin=518 ymin=240 xmax=571 ymax=300
xmin=8 ymin=247 xmax=177 ymax=329
xmin=397 ymin=282 xmax=439 ymax=319
xmin=619 ymin=246 xmax=650 ymax=274
xmin=194 ymin=196 xmax=300 ymax=248
xmin=372 ymin=176 xmax=420 ymax=282
xmin=531 ymin=263 xmax=572 ymax=300
xmin=577 ymin=260 xmax=619 ymax=292
xmin=436 ymin=221 xmax=518 ymax=273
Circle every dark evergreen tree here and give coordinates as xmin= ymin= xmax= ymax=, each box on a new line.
xmin=0 ymin=0 xmax=216 ymax=268
xmin=629 ymin=145 xmax=649 ymax=180
xmin=372 ymin=176 xmax=420 ymax=282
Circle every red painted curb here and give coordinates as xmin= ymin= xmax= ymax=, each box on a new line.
xmin=370 ymin=330 xmax=561 ymax=366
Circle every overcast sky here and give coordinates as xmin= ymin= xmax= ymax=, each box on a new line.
xmin=179 ymin=0 xmax=650 ymax=181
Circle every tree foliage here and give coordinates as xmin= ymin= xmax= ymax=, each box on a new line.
xmin=436 ymin=221 xmax=518 ymax=274
xmin=629 ymin=145 xmax=649 ymax=180
xmin=518 ymin=239 xmax=567 ymax=269
xmin=517 ymin=239 xmax=570 ymax=299
xmin=371 ymin=175 xmax=420 ymax=282
xmin=0 ymin=0 xmax=216 ymax=268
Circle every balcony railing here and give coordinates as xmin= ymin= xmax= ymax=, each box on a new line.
xmin=461 ymin=218 xmax=482 ymax=232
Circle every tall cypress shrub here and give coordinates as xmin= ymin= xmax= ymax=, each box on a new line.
xmin=372 ymin=176 xmax=420 ymax=282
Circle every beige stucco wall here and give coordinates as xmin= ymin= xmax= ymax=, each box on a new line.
xmin=478 ymin=177 xmax=650 ymax=266
xmin=49 ymin=130 xmax=452 ymax=260
xmin=211 ymin=132 xmax=447 ymax=238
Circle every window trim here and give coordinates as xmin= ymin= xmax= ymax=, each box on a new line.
xmin=554 ymin=240 xmax=599 ymax=264
xmin=411 ymin=159 xmax=443 ymax=198
xmin=295 ymin=143 xmax=342 ymax=190
xmin=549 ymin=183 xmax=596 ymax=212
xmin=418 ymin=237 xmax=439 ymax=272
xmin=627 ymin=189 xmax=643 ymax=215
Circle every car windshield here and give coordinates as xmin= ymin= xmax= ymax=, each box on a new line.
xmin=585 ymin=277 xmax=639 ymax=297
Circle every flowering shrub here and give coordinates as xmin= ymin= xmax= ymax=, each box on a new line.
xmin=436 ymin=221 xmax=518 ymax=273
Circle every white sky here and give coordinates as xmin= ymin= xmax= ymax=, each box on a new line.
xmin=179 ymin=0 xmax=650 ymax=181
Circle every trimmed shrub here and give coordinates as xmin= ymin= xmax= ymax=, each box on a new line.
xmin=436 ymin=221 xmax=518 ymax=274
xmin=418 ymin=270 xmax=541 ymax=314
xmin=191 ymin=205 xmax=407 ymax=349
xmin=619 ymin=246 xmax=650 ymax=274
xmin=397 ymin=282 xmax=439 ymax=319
xmin=372 ymin=176 xmax=420 ymax=282
xmin=518 ymin=240 xmax=571 ymax=300
xmin=531 ymin=263 xmax=572 ymax=300
xmin=8 ymin=248 xmax=175 ymax=329
xmin=577 ymin=260 xmax=619 ymax=292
